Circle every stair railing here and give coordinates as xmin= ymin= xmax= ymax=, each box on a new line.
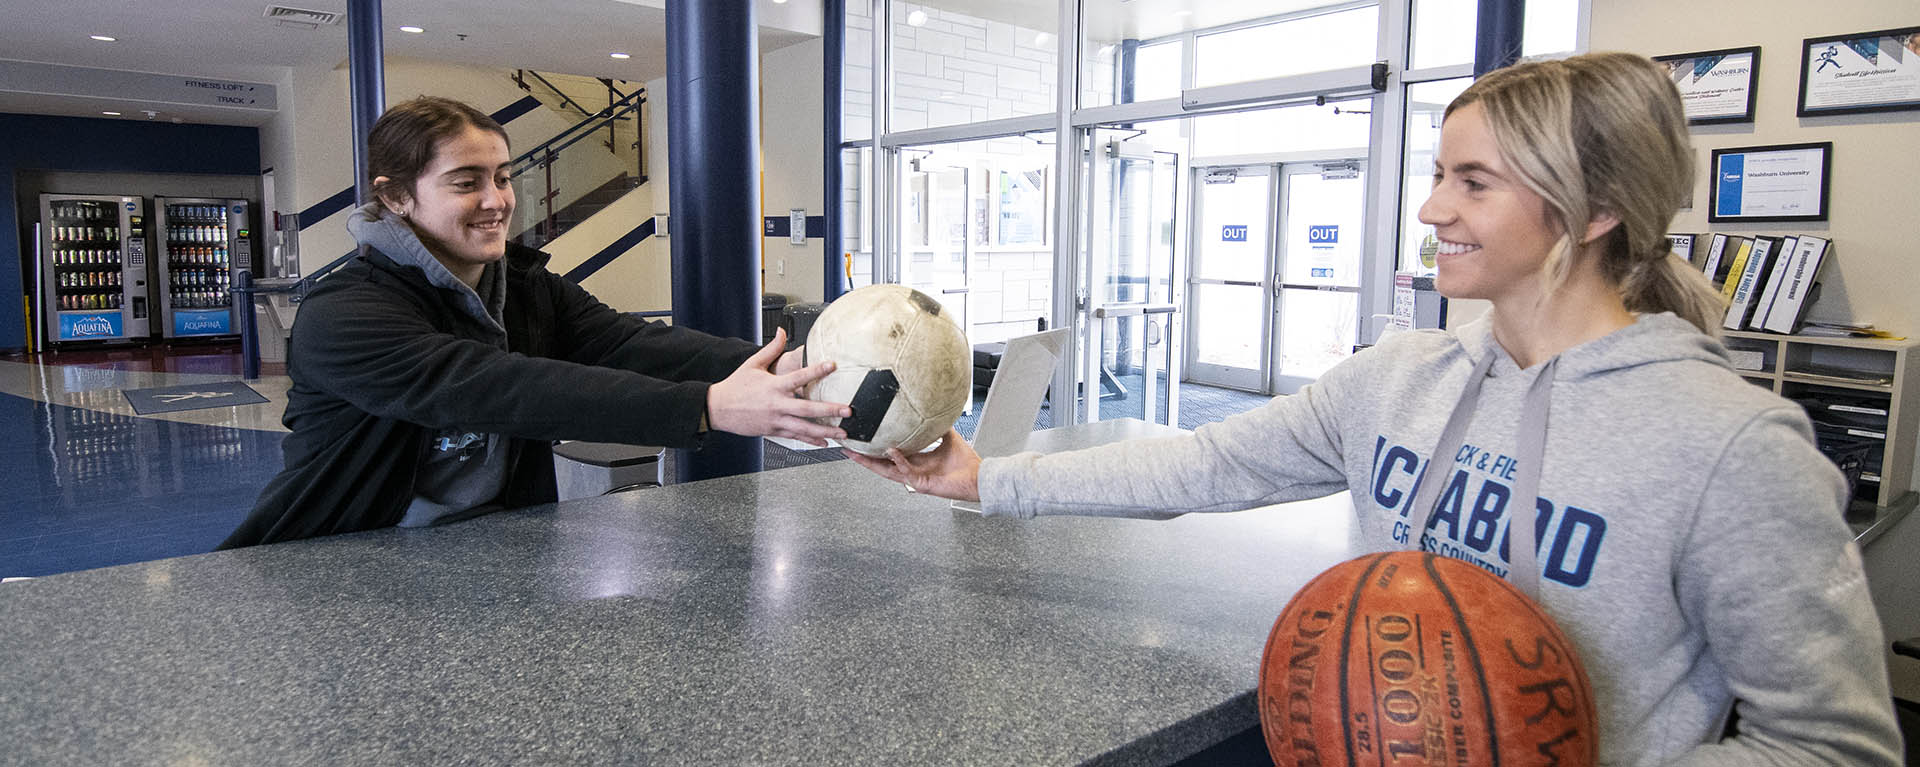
xmin=509 ymin=87 xmax=647 ymax=245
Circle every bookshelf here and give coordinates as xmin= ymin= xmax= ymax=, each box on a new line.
xmin=1722 ymin=330 xmax=1919 ymax=515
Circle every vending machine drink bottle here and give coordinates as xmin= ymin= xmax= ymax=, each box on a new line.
xmin=38 ymin=194 xmax=151 ymax=345
xmin=154 ymin=197 xmax=252 ymax=339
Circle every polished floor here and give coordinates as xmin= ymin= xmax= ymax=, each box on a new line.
xmin=1 ymin=344 xmax=1272 ymax=579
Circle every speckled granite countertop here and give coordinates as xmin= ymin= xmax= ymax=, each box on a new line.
xmin=0 ymin=420 xmax=1358 ymax=766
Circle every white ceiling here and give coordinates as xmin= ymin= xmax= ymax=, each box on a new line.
xmin=0 ymin=0 xmax=817 ymax=126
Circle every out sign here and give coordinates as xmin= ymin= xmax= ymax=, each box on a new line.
xmin=1221 ymin=225 xmax=1249 ymax=242
xmin=1308 ymin=225 xmax=1339 ymax=245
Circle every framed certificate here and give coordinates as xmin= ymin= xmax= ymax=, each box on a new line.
xmin=1797 ymin=26 xmax=1920 ymax=116
xmin=1654 ymin=46 xmax=1760 ymax=124
xmin=1708 ymin=143 xmax=1831 ymax=223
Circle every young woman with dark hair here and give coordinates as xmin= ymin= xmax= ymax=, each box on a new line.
xmin=222 ymin=96 xmax=848 ymax=546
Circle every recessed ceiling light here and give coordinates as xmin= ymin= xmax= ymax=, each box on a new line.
xmin=90 ymin=35 xmax=117 ymax=42
xmin=399 ymin=25 xmax=424 ymax=33
xmin=610 ymin=52 xmax=631 ymax=59
xmin=906 ymin=10 xmax=927 ymax=26
xmin=1034 ymin=32 xmax=1052 ymax=46
xmin=101 ymin=111 xmax=121 ymax=116
xmin=772 ymin=0 xmax=788 ymax=4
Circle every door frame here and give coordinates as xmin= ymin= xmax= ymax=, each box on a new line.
xmin=1183 ymin=163 xmax=1279 ymax=393
xmin=1269 ymin=159 xmax=1367 ymax=394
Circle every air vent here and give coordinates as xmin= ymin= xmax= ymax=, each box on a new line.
xmin=262 ymin=5 xmax=343 ymax=26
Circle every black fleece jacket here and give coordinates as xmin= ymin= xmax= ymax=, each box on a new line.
xmin=218 ymin=243 xmax=756 ymax=548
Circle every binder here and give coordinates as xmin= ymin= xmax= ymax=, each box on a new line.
xmin=1699 ymin=233 xmax=1730 ymax=285
xmin=1747 ymin=235 xmax=1797 ymax=330
xmin=1761 ymin=235 xmax=1830 ymax=334
xmin=1722 ymin=236 xmax=1778 ymax=330
xmin=1667 ymin=233 xmax=1697 ymax=266
xmin=1717 ymin=236 xmax=1753 ymax=300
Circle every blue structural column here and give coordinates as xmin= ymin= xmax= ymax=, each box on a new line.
xmin=822 ymin=0 xmax=848 ymax=302
xmin=668 ymin=0 xmax=765 ymax=481
xmin=1473 ymin=0 xmax=1526 ymax=76
xmin=348 ymin=0 xmax=386 ymax=205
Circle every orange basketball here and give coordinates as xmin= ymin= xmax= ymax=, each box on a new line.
xmin=1258 ymin=551 xmax=1598 ymax=767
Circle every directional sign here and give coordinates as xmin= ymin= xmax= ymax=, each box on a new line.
xmin=0 ymin=60 xmax=276 ymax=111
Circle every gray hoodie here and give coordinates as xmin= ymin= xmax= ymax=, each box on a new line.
xmin=979 ymin=312 xmax=1900 ymax=766
xmin=345 ymin=203 xmax=513 ymax=527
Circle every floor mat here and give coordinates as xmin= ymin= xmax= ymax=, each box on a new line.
xmin=121 ymin=381 xmax=269 ymax=414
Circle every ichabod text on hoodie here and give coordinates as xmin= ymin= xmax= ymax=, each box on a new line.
xmin=977 ymin=312 xmax=1901 ymax=766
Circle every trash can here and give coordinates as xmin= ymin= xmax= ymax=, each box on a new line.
xmin=783 ymin=302 xmax=827 ymax=347
xmin=762 ymin=293 xmax=788 ymax=345
xmin=553 ymin=441 xmax=665 ymax=501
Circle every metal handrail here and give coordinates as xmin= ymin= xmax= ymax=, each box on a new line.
xmin=520 ymin=70 xmax=595 ymax=119
xmin=509 ymin=89 xmax=646 ymax=178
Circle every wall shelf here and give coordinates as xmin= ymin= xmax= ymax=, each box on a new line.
xmin=1723 ymin=330 xmax=1918 ymax=515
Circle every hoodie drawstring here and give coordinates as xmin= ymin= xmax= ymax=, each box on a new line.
xmin=1405 ymin=352 xmax=1558 ymax=600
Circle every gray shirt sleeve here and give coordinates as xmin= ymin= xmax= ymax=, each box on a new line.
xmin=1664 ymin=407 xmax=1901 ymax=766
xmin=976 ymin=351 xmax=1361 ymax=519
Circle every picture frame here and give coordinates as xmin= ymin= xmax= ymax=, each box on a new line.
xmin=1707 ymin=142 xmax=1832 ymax=223
xmin=1653 ymin=46 xmax=1761 ymax=124
xmin=1797 ymin=26 xmax=1920 ymax=117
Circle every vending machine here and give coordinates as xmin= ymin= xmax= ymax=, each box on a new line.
xmin=154 ymin=197 xmax=252 ymax=339
xmin=37 ymin=194 xmax=152 ymax=345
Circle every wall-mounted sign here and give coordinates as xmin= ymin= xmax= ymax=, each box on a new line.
xmin=1653 ymin=46 xmax=1760 ymax=124
xmin=1708 ymin=142 xmax=1831 ymax=223
xmin=0 ymin=60 xmax=277 ymax=111
xmin=1797 ymin=26 xmax=1920 ymax=116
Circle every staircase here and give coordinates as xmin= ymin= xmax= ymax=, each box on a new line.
xmin=507 ymin=70 xmax=648 ymax=250
xmin=523 ymin=172 xmax=646 ymax=246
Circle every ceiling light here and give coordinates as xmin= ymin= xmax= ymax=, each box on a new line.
xmin=772 ymin=0 xmax=788 ymax=4
xmin=610 ymin=52 xmax=631 ymax=59
xmin=1034 ymin=32 xmax=1052 ymax=46
xmin=101 ymin=111 xmax=121 ymax=116
xmin=1172 ymin=10 xmax=1192 ymax=18
xmin=399 ymin=25 xmax=424 ymax=33
xmin=90 ymin=35 xmax=117 ymax=42
xmin=906 ymin=10 xmax=927 ymax=26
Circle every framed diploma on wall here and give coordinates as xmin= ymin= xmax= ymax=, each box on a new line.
xmin=1708 ymin=142 xmax=1832 ymax=223
xmin=1797 ymin=26 xmax=1920 ymax=116
xmin=1654 ymin=46 xmax=1760 ymax=124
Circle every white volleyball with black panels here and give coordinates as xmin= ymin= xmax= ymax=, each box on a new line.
xmin=803 ymin=284 xmax=971 ymax=457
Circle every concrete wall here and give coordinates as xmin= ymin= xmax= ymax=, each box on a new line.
xmin=761 ymin=38 xmax=827 ymax=306
xmin=1592 ymin=2 xmax=1919 ymax=338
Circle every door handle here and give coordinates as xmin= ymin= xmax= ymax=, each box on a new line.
xmin=1092 ymin=302 xmax=1177 ymax=318
xmin=1222 ymin=280 xmax=1261 ymax=287
xmin=942 ymin=287 xmax=970 ymax=295
xmin=1146 ymin=318 xmax=1163 ymax=346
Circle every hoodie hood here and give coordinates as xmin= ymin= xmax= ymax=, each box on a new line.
xmin=346 ymin=202 xmax=508 ymax=342
xmin=1452 ymin=310 xmax=1730 ymax=382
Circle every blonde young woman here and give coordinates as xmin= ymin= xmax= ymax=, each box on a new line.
xmin=852 ymin=53 xmax=1901 ymax=764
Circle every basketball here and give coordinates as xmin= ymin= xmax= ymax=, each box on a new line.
xmin=803 ymin=284 xmax=971 ymax=457
xmin=1258 ymin=551 xmax=1597 ymax=767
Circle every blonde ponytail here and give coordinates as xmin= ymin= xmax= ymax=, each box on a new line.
xmin=1623 ymin=252 xmax=1726 ymax=337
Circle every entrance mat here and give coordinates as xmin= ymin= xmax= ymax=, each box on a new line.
xmin=122 ymin=381 xmax=269 ymax=415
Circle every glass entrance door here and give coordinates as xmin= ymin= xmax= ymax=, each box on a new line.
xmin=1082 ymin=131 xmax=1181 ymax=425
xmin=1271 ymin=161 xmax=1365 ymax=394
xmin=1185 ymin=165 xmax=1274 ymax=392
xmin=897 ymin=157 xmax=972 ymax=335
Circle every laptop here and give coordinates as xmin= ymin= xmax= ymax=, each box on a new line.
xmin=950 ymin=327 xmax=1069 ymax=512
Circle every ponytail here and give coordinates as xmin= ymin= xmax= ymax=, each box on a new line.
xmin=1622 ymin=251 xmax=1726 ymax=337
